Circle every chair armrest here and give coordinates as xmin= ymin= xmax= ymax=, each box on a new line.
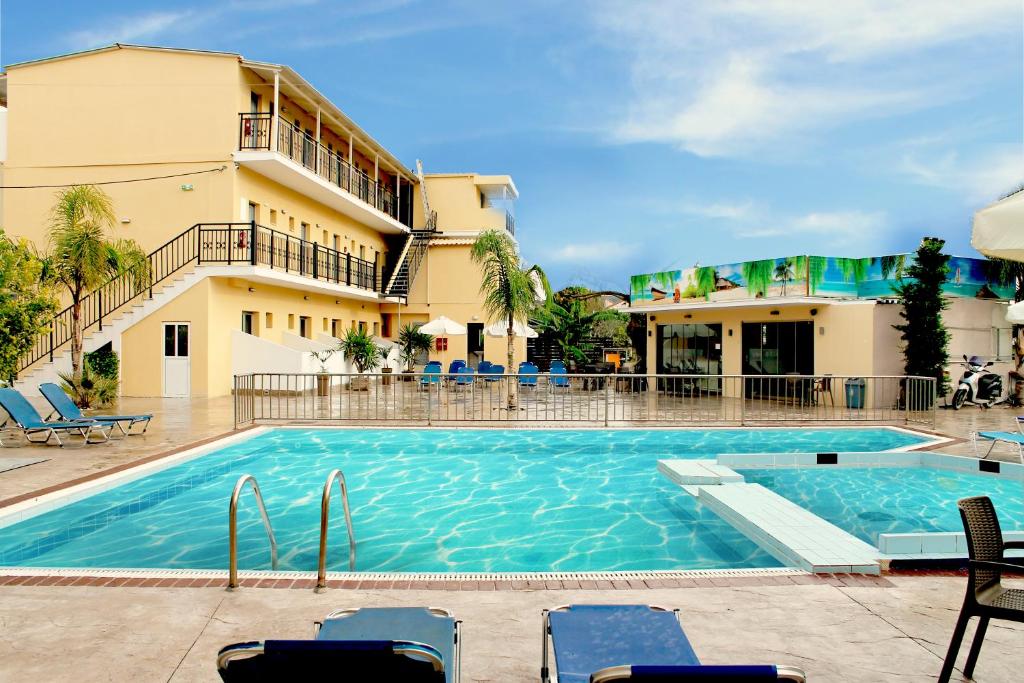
xmin=970 ymin=559 xmax=1024 ymax=573
xmin=1003 ymin=541 xmax=1024 ymax=551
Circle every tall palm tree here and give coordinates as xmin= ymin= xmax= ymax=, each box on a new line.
xmin=773 ymin=258 xmax=796 ymax=296
xmin=47 ymin=185 xmax=150 ymax=381
xmin=470 ymin=229 xmax=549 ymax=408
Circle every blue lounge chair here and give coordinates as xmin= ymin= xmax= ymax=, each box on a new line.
xmin=217 ymin=607 xmax=460 ymax=683
xmin=39 ymin=382 xmax=152 ymax=436
xmin=549 ymin=366 xmax=571 ymax=389
xmin=478 ymin=360 xmax=493 ymax=374
xmin=551 ymin=360 xmax=567 ymax=371
xmin=456 ymin=366 xmax=475 ymax=389
xmin=519 ymin=362 xmax=539 ymax=388
xmin=420 ymin=364 xmax=442 ymax=389
xmin=0 ymin=388 xmax=110 ymax=447
xmin=484 ymin=364 xmax=504 ymax=382
xmin=972 ymin=430 xmax=1024 ymax=462
xmin=542 ymin=605 xmax=805 ymax=683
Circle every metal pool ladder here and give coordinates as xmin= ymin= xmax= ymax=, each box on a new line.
xmin=317 ymin=468 xmax=356 ymax=589
xmin=228 ymin=474 xmax=278 ymax=589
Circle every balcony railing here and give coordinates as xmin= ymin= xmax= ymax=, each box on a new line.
xmin=238 ymin=113 xmax=412 ymax=227
xmin=199 ymin=223 xmax=380 ymax=292
xmin=505 ymin=210 xmax=515 ymax=236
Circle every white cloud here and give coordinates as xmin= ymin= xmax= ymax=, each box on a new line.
xmin=590 ymin=0 xmax=1018 ymax=157
xmin=67 ymin=11 xmax=198 ymax=49
xmin=738 ymin=210 xmax=887 ymax=242
xmin=548 ymin=241 xmax=637 ymax=263
xmin=900 ymin=146 xmax=1024 ymax=203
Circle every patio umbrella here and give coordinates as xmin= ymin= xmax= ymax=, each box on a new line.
xmin=484 ymin=320 xmax=538 ymax=338
xmin=418 ymin=316 xmax=467 ymax=368
xmin=972 ymin=190 xmax=1024 ymax=262
xmin=1007 ymin=301 xmax=1024 ymax=324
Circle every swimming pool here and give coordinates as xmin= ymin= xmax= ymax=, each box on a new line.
xmin=0 ymin=427 xmax=931 ymax=572
xmin=740 ymin=466 xmax=1024 ymax=545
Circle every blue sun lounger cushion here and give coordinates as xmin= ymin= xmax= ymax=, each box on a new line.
xmin=218 ymin=607 xmax=459 ymax=683
xmin=542 ymin=605 xmax=804 ymax=683
xmin=38 ymin=382 xmax=152 ymax=436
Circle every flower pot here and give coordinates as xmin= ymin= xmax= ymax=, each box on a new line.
xmin=350 ymin=375 xmax=370 ymax=391
xmin=381 ymin=367 xmax=393 ymax=386
xmin=316 ymin=374 xmax=330 ymax=396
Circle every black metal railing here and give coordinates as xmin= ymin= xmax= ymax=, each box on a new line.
xmin=18 ymin=221 xmax=381 ymax=375
xmin=238 ymin=113 xmax=413 ymax=227
xmin=505 ymin=210 xmax=515 ymax=236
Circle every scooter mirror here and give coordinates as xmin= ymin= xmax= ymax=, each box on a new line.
xmin=963 ymin=354 xmax=969 ymax=361
xmin=986 ymin=361 xmax=995 ymax=367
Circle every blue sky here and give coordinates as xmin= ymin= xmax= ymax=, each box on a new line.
xmin=2 ymin=0 xmax=1022 ymax=290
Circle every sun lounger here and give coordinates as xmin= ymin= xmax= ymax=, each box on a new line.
xmin=542 ymin=604 xmax=805 ymax=683
xmin=420 ymin=364 xmax=442 ymax=388
xmin=549 ymin=366 xmax=571 ymax=389
xmin=484 ymin=364 xmax=504 ymax=382
xmin=0 ymin=388 xmax=110 ymax=447
xmin=217 ymin=607 xmax=460 ymax=683
xmin=455 ymin=366 xmax=475 ymax=389
xmin=972 ymin=431 xmax=1024 ymax=462
xmin=38 ymin=382 xmax=151 ymax=436
xmin=519 ymin=363 xmax=539 ymax=388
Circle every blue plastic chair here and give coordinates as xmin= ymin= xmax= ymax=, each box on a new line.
xmin=549 ymin=367 xmax=571 ymax=389
xmin=0 ymin=388 xmax=110 ymax=447
xmin=456 ymin=366 xmax=475 ymax=388
xmin=478 ymin=360 xmax=493 ymax=374
xmin=542 ymin=605 xmax=805 ymax=683
xmin=550 ymin=360 xmax=567 ymax=371
xmin=448 ymin=360 xmax=466 ymax=374
xmin=39 ymin=382 xmax=152 ymax=436
xmin=518 ymin=363 xmax=539 ymax=388
xmin=218 ymin=607 xmax=459 ymax=683
xmin=420 ymin=365 xmax=442 ymax=388
xmin=484 ymin=364 xmax=505 ymax=382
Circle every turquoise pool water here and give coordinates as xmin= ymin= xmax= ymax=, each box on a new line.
xmin=740 ymin=466 xmax=1024 ymax=545
xmin=0 ymin=428 xmax=928 ymax=572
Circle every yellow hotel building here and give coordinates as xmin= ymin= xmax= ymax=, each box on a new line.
xmin=0 ymin=44 xmax=525 ymax=397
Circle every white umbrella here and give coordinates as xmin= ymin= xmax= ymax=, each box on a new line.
xmin=972 ymin=191 xmax=1024 ymax=262
xmin=418 ymin=316 xmax=466 ymax=369
xmin=485 ymin=320 xmax=538 ymax=338
xmin=1007 ymin=301 xmax=1024 ymax=324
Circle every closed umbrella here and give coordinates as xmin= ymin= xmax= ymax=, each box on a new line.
xmin=419 ymin=316 xmax=466 ymax=369
xmin=972 ymin=191 xmax=1024 ymax=262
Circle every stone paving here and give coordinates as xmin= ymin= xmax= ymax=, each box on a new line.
xmin=0 ymin=394 xmax=1022 ymax=680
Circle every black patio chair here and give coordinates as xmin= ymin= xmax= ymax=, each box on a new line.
xmin=938 ymin=496 xmax=1024 ymax=682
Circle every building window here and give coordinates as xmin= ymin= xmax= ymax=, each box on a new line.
xmin=332 ymin=319 xmax=343 ymax=338
xmin=741 ymin=321 xmax=813 ymax=376
xmin=358 ymin=321 xmax=367 ymax=334
xmin=269 ymin=209 xmax=278 ymax=226
xmin=299 ymin=316 xmax=312 ymax=338
xmin=248 ymin=202 xmax=258 ymax=224
xmin=288 ymin=314 xmax=295 ymax=329
xmin=266 ymin=312 xmax=273 ymax=329
xmin=242 ymin=311 xmax=256 ymax=335
xmin=322 ymin=317 xmax=329 ymax=332
xmin=656 ymin=323 xmax=723 ymax=381
xmin=381 ymin=313 xmax=391 ymax=338
xmin=372 ymin=322 xmax=379 ymax=337
xmin=301 ymin=222 xmax=310 ymax=242
xmin=359 ymin=245 xmax=366 ymax=261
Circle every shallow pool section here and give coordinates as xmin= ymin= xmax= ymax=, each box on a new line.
xmin=740 ymin=466 xmax=1024 ymax=545
xmin=0 ymin=428 xmax=931 ymax=572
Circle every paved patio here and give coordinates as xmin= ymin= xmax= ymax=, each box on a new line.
xmin=0 ymin=395 xmax=1022 ymax=680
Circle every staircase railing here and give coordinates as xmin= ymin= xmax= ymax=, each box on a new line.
xmin=17 ymin=221 xmax=384 ymax=376
xmin=383 ymin=210 xmax=436 ymax=298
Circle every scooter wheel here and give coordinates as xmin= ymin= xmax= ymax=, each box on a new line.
xmin=952 ymin=389 xmax=968 ymax=410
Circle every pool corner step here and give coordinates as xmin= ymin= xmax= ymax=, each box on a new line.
xmin=657 ymin=459 xmax=745 ymax=486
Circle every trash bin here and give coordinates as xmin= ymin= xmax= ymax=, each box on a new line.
xmin=844 ymin=377 xmax=866 ymax=409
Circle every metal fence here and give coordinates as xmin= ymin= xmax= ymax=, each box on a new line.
xmin=233 ymin=373 xmax=936 ymax=428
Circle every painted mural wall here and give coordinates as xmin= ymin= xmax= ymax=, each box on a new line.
xmin=629 ymin=254 xmax=1014 ymax=306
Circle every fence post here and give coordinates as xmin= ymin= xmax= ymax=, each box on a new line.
xmin=49 ymin=329 xmax=54 ymax=362
xmin=251 ymin=374 xmax=256 ymax=425
xmin=426 ymin=379 xmax=433 ymax=426
xmin=233 ymin=375 xmax=238 ymax=429
xmin=373 ymin=252 xmax=379 ymax=292
xmin=196 ymin=226 xmax=203 ymax=265
xmin=250 ymin=221 xmax=257 ymax=266
xmin=312 ymin=243 xmax=319 ymax=279
xmin=739 ymin=376 xmax=745 ymax=426
xmin=346 ymin=253 xmax=352 ymax=287
xmin=98 ymin=290 xmax=104 ymax=332
xmin=604 ymin=374 xmax=610 ymax=427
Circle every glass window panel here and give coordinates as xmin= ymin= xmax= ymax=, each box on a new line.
xmin=164 ymin=325 xmax=175 ymax=357
xmin=176 ymin=324 xmax=189 ymax=357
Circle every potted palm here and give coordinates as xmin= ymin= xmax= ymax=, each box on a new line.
xmin=338 ymin=328 xmax=384 ymax=391
xmin=398 ymin=323 xmax=434 ymax=380
xmin=310 ymin=349 xmax=335 ymax=396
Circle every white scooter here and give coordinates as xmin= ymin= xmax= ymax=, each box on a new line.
xmin=951 ymin=355 xmax=1005 ymax=410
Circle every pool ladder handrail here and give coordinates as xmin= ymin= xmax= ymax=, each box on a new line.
xmin=228 ymin=474 xmax=279 ymax=589
xmin=317 ymin=468 xmax=356 ymax=588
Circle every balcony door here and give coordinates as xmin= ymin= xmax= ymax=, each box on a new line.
xmin=162 ymin=323 xmax=190 ymax=398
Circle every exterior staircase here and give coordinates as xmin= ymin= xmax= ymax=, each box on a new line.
xmin=382 ymin=159 xmax=437 ymax=299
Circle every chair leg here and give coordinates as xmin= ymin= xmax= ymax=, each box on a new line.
xmin=963 ymin=616 xmax=989 ymax=679
xmin=939 ymin=610 xmax=972 ymax=683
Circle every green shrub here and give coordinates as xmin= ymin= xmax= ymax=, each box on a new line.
xmin=59 ymin=358 xmax=118 ymax=408
xmin=84 ymin=346 xmax=119 ymax=380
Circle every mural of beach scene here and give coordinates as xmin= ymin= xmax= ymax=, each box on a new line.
xmin=629 ymin=254 xmax=1015 ymax=306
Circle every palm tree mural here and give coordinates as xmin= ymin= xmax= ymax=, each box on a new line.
xmin=835 ymin=257 xmax=873 ymax=284
xmin=693 ymin=266 xmax=717 ymax=299
xmin=742 ymin=259 xmax=776 ymax=297
xmin=773 ymin=258 xmax=796 ymax=296
xmin=880 ymin=254 xmax=907 ymax=280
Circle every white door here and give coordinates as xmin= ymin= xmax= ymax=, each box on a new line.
xmin=163 ymin=322 xmax=191 ymax=398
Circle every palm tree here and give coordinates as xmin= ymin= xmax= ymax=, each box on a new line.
xmin=398 ymin=323 xmax=434 ymax=371
xmin=773 ymin=258 xmax=796 ymax=296
xmin=46 ymin=186 xmax=150 ymax=382
xmin=470 ymin=229 xmax=549 ymax=408
xmin=532 ymin=297 xmax=624 ymax=366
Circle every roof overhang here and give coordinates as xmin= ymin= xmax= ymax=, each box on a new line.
xmin=625 ymin=296 xmax=872 ymax=314
xmin=473 ymin=174 xmax=518 ymax=200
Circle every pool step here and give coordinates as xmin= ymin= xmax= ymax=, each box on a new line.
xmin=697 ymin=483 xmax=881 ymax=575
xmin=657 ymin=459 xmax=745 ymax=486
